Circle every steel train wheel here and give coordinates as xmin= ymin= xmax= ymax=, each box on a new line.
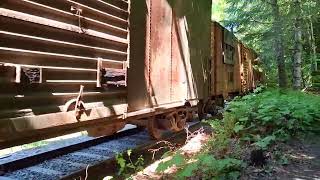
xmin=197 ymin=100 xmax=205 ymax=121
xmin=185 ymin=102 xmax=195 ymax=122
xmin=166 ymin=110 xmax=187 ymax=132
xmin=147 ymin=109 xmax=187 ymax=139
xmin=177 ymin=110 xmax=187 ymax=130
xmin=147 ymin=116 xmax=166 ymax=139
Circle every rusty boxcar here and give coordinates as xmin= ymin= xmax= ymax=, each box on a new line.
xmin=240 ymin=43 xmax=258 ymax=93
xmin=128 ymin=0 xmax=212 ymax=138
xmin=210 ymin=22 xmax=242 ymax=101
xmin=209 ymin=21 xmax=260 ymax=106
xmin=0 ymin=0 xmax=212 ymax=148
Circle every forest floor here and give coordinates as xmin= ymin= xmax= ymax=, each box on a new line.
xmin=126 ymin=88 xmax=320 ymax=180
xmin=243 ymin=135 xmax=320 ymax=180
xmin=130 ymin=128 xmax=320 ymax=180
xmin=275 ymin=136 xmax=320 ymax=180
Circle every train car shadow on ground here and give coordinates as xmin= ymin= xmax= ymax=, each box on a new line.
xmin=0 ymin=124 xmax=138 ymax=168
xmin=60 ymin=121 xmax=209 ymax=180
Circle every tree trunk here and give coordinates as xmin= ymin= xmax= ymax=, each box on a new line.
xmin=292 ymin=0 xmax=303 ymax=89
xmin=271 ymin=0 xmax=287 ymax=88
xmin=309 ymin=16 xmax=317 ymax=71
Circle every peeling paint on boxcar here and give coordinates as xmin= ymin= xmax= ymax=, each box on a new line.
xmin=128 ymin=0 xmax=212 ymax=111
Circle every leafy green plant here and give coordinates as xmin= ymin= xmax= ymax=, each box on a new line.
xmin=156 ymin=114 xmax=243 ymax=179
xmin=156 ymin=151 xmax=186 ymax=172
xmin=179 ymin=154 xmax=242 ymax=180
xmin=156 ymin=152 xmax=243 ymax=180
xmin=254 ymin=135 xmax=275 ymax=150
xmin=116 ymin=149 xmax=144 ymax=178
xmin=226 ymin=88 xmax=320 ymax=149
xmin=155 ymin=88 xmax=320 ymax=179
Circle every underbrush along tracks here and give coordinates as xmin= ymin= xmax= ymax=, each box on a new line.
xmin=0 ymin=122 xmax=200 ymax=180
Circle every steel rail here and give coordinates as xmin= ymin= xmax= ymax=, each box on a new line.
xmin=0 ymin=127 xmax=143 ymax=174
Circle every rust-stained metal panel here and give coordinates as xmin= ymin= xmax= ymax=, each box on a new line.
xmin=128 ymin=0 xmax=212 ymax=111
xmin=149 ymin=0 xmax=172 ymax=105
xmin=171 ymin=14 xmax=188 ymax=102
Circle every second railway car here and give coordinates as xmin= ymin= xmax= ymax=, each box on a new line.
xmin=209 ymin=21 xmax=260 ymax=105
xmin=211 ymin=22 xmax=242 ymax=101
xmin=206 ymin=21 xmax=259 ymax=114
xmin=0 ymin=0 xmax=259 ymax=149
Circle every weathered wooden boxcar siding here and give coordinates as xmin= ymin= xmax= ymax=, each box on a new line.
xmin=0 ymin=0 xmax=130 ymax=148
xmin=210 ymin=23 xmax=215 ymax=96
xmin=128 ymin=0 xmax=212 ymax=111
xmin=252 ymin=58 xmax=264 ymax=85
xmin=233 ymin=41 xmax=242 ymax=93
xmin=211 ymin=22 xmax=242 ymax=98
xmin=239 ymin=43 xmax=246 ymax=93
xmin=248 ymin=49 xmax=257 ymax=89
xmin=240 ymin=43 xmax=256 ymax=93
xmin=212 ymin=22 xmax=229 ymax=98
xmin=224 ymin=29 xmax=241 ymax=95
xmin=212 ymin=22 xmax=224 ymax=97
xmin=235 ymin=41 xmax=243 ymax=92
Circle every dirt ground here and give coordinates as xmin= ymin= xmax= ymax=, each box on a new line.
xmin=276 ymin=136 xmax=320 ymax=180
xmin=243 ymin=135 xmax=320 ymax=180
xmin=130 ymin=126 xmax=319 ymax=180
xmin=132 ymin=128 xmax=211 ymax=180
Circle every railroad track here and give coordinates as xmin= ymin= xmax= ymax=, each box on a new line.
xmin=0 ymin=122 xmax=201 ymax=180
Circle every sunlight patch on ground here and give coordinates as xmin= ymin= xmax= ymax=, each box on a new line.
xmin=133 ymin=130 xmax=210 ymax=179
xmin=289 ymin=153 xmax=315 ymax=160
